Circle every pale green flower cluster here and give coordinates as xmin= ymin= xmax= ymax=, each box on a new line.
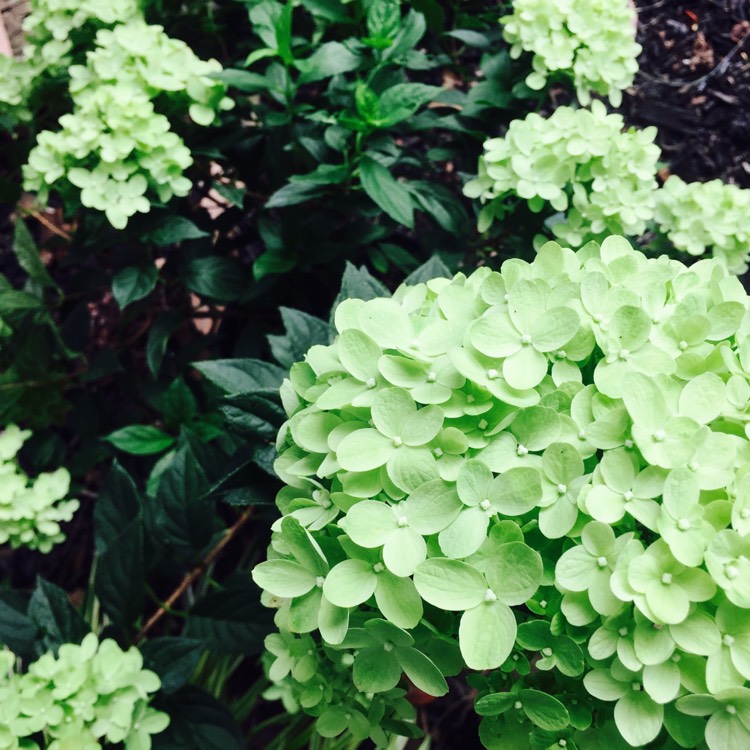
xmin=501 ymin=0 xmax=641 ymax=106
xmin=253 ymin=237 xmax=750 ymax=748
xmin=655 ymin=175 xmax=750 ymax=274
xmin=23 ymin=20 xmax=232 ymax=229
xmin=21 ymin=0 xmax=141 ymax=72
xmin=464 ymin=102 xmax=660 ymax=244
xmin=0 ymin=634 xmax=168 ymax=750
xmin=0 ymin=57 xmax=34 ymax=125
xmin=0 ymin=424 xmax=79 ymax=553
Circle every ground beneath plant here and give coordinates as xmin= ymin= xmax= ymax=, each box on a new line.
xmin=626 ymin=0 xmax=750 ymax=187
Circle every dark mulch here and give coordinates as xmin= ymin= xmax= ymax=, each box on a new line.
xmin=626 ymin=0 xmax=750 ymax=186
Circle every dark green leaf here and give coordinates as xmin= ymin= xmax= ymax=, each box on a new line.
xmin=146 ymin=216 xmax=209 ymax=246
xmin=404 ymin=255 xmax=452 ymax=285
xmin=221 ymin=394 xmax=287 ymax=439
xmin=266 ymin=181 xmax=327 ymax=208
xmin=0 ymin=591 xmax=36 ymax=657
xmin=104 ymin=425 xmax=176 ymax=455
xmin=141 ymin=637 xmax=205 ymax=693
xmin=95 ymin=516 xmax=145 ymax=627
xmin=160 ymin=379 xmax=198 ymax=430
xmin=112 ymin=264 xmax=158 ymax=310
xmin=153 ymin=686 xmax=244 ymax=750
xmin=383 ymin=9 xmax=426 ymax=59
xmin=147 ymin=311 xmax=183 ymax=377
xmin=13 ymin=220 xmax=57 ymax=289
xmin=154 ymin=443 xmax=214 ymax=553
xmin=445 ymin=29 xmax=495 ymax=49
xmin=475 ymin=692 xmax=517 ymax=717
xmin=28 ymin=578 xmax=89 ymax=654
xmin=185 ymin=587 xmax=272 ymax=655
xmin=184 ymin=258 xmax=246 ymax=302
xmin=94 ymin=461 xmax=141 ymax=555
xmin=359 ymin=156 xmax=414 ymax=228
xmin=332 ymin=262 xmax=390 ymax=316
xmin=378 ymin=83 xmax=442 ymax=127
xmin=194 ymin=358 xmax=285 ymax=394
xmin=268 ymin=307 xmax=331 ymax=368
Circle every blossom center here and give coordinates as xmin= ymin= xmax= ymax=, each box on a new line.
xmin=480 ymin=499 xmax=492 ymax=511
xmin=397 ymin=515 xmax=409 ymax=528
xmin=661 ymin=573 xmax=673 ymax=585
xmin=652 ymin=429 xmax=666 ymax=442
xmin=517 ymin=444 xmax=529 ymax=456
xmin=486 ymin=368 xmax=499 ymax=380
xmin=392 ymin=436 xmax=403 ymax=447
xmin=677 ymin=518 xmax=691 ymax=531
xmin=484 ymin=589 xmax=497 ymax=603
xmin=557 ymin=483 xmax=567 ymax=494
xmin=366 ymin=377 xmax=377 ymax=389
xmin=427 ymin=371 xmax=437 ymax=382
xmin=724 ymin=634 xmax=735 ymax=647
xmin=521 ymin=334 xmax=532 ymax=345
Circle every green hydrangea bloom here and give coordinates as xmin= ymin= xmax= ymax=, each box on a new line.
xmin=464 ymin=102 xmax=660 ymax=242
xmin=0 ymin=634 xmax=168 ymax=750
xmin=501 ymin=0 xmax=641 ymax=106
xmin=253 ymin=236 xmax=750 ymax=749
xmin=23 ymin=20 xmax=232 ymax=228
xmin=0 ymin=57 xmax=35 ymax=125
xmin=21 ymin=0 xmax=141 ymax=72
xmin=0 ymin=424 xmax=79 ymax=553
xmin=654 ymin=175 xmax=750 ymax=274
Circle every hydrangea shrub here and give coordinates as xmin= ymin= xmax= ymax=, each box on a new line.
xmin=654 ymin=175 xmax=750 ymax=275
xmin=22 ymin=20 xmax=232 ymax=228
xmin=501 ymin=0 xmax=641 ymax=106
xmin=464 ymin=102 xmax=660 ymax=245
xmin=0 ymin=633 xmax=168 ymax=749
xmin=0 ymin=424 xmax=79 ymax=553
xmin=253 ymin=236 xmax=750 ymax=748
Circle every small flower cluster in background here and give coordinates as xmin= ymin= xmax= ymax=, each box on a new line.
xmin=0 ymin=424 xmax=78 ymax=553
xmin=0 ymin=634 xmax=168 ymax=750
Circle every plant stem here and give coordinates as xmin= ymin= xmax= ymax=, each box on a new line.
xmin=133 ymin=506 xmax=253 ymax=643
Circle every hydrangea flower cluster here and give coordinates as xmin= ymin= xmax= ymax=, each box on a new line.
xmin=0 ymin=634 xmax=169 ymax=750
xmin=464 ymin=102 xmax=660 ymax=245
xmin=0 ymin=424 xmax=79 ymax=553
xmin=20 ymin=19 xmax=232 ymax=228
xmin=501 ymin=0 xmax=641 ymax=106
xmin=21 ymin=0 xmax=141 ymax=72
xmin=0 ymin=57 xmax=35 ymax=126
xmin=654 ymin=175 xmax=750 ymax=275
xmin=253 ymin=236 xmax=750 ymax=748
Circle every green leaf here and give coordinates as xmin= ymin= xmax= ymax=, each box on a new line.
xmin=333 ymin=262 xmax=390 ymax=311
xmin=266 ymin=181 xmax=327 ymax=208
xmin=323 ymin=559 xmax=377 ymax=607
xmin=112 ymin=264 xmax=158 ymax=310
xmin=268 ymin=307 xmax=330 ymax=369
xmin=404 ymin=255 xmax=452 ymax=285
xmin=459 ymin=600 xmax=517 ymax=669
xmin=519 ymin=689 xmax=570 ymax=731
xmin=359 ymin=156 xmax=414 ymax=229
xmin=210 ymin=69 xmax=269 ymax=92
xmin=378 ymin=83 xmax=442 ymax=127
xmin=184 ymin=257 xmax=246 ymax=302
xmin=153 ymin=443 xmax=214 ymax=554
xmin=396 ymin=646 xmax=448 ymax=696
xmin=0 ymin=592 xmax=37 ymax=658
xmin=147 ymin=311 xmax=182 ymax=376
xmin=104 ymin=425 xmax=176 ymax=455
xmin=28 ymin=578 xmax=89 ymax=653
xmin=475 ymin=692 xmax=517 ymax=716
xmin=94 ymin=461 xmax=141 ymax=555
xmin=146 ymin=216 xmax=209 ymax=245
xmin=297 ymin=41 xmax=361 ymax=83
xmin=414 ymin=558 xmax=487 ymax=611
xmin=154 ymin=686 xmax=244 ymax=750
xmin=185 ymin=587 xmax=271 ymax=656
xmin=13 ymin=219 xmax=57 ymax=289
xmin=194 ymin=359 xmax=285 ymax=394
xmin=94 ymin=515 xmax=145 ymax=627
xmin=141 ymin=637 xmax=205 ymax=693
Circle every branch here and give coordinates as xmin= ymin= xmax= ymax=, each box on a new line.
xmin=134 ymin=506 xmax=254 ymax=644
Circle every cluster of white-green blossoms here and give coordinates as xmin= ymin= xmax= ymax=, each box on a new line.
xmin=0 ymin=424 xmax=78 ymax=553
xmin=654 ymin=175 xmax=750 ymax=275
xmin=464 ymin=102 xmax=660 ymax=245
xmin=22 ymin=19 xmax=232 ymax=229
xmin=0 ymin=634 xmax=168 ymax=750
xmin=501 ymin=0 xmax=641 ymax=106
xmin=253 ymin=236 xmax=750 ymax=748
